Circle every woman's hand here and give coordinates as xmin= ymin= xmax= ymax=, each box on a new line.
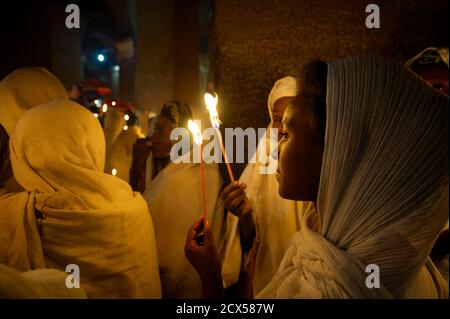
xmin=185 ymin=216 xmax=221 ymax=280
xmin=221 ymin=182 xmax=253 ymax=217
xmin=132 ymin=137 xmax=152 ymax=169
xmin=185 ymin=216 xmax=225 ymax=298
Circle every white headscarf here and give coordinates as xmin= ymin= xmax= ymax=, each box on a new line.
xmin=0 ymin=67 xmax=68 ymax=136
xmin=258 ymin=57 xmax=448 ymax=298
xmin=267 ymin=76 xmax=298 ymax=123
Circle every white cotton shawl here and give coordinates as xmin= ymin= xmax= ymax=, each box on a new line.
xmin=0 ymin=100 xmax=162 ymax=298
xmin=257 ymin=56 xmax=448 ymax=299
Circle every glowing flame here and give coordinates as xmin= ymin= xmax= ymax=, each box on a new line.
xmin=204 ymin=92 xmax=220 ymax=129
xmin=111 ymin=101 xmax=117 ymax=106
xmin=123 ymin=125 xmax=128 ymax=131
xmin=188 ymin=120 xmax=202 ymax=145
xmin=94 ymin=99 xmax=101 ymax=107
xmin=112 ymin=168 xmax=117 ymax=176
xmin=124 ymin=114 xmax=130 ymax=121
xmin=102 ymin=104 xmax=108 ymax=112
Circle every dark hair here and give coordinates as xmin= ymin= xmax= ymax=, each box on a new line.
xmin=160 ymin=100 xmax=193 ymax=129
xmin=293 ymin=61 xmax=328 ymax=146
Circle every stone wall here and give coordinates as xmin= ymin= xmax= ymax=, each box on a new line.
xmin=214 ymin=0 xmax=448 ymax=178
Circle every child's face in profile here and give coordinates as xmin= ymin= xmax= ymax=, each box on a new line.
xmin=276 ymin=104 xmax=323 ymax=202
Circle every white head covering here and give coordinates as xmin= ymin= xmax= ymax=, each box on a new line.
xmin=267 ymin=76 xmax=297 ymax=122
xmin=258 ymin=57 xmax=448 ymax=299
xmin=0 ymin=68 xmax=68 ymax=136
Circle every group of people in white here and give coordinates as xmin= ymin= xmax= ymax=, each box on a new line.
xmin=0 ymin=49 xmax=448 ymax=298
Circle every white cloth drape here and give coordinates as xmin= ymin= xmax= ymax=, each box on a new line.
xmin=0 ymin=264 xmax=87 ymax=298
xmin=0 ymin=100 xmax=162 ymax=298
xmin=143 ymin=151 xmax=225 ymax=298
xmin=258 ymin=56 xmax=448 ymax=299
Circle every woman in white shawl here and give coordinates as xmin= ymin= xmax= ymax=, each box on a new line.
xmin=130 ymin=101 xmax=225 ymax=298
xmin=221 ymin=76 xmax=315 ymax=296
xmin=0 ymin=100 xmax=161 ymax=298
xmin=185 ymin=56 xmax=448 ymax=298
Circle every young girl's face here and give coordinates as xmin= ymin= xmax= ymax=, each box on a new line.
xmin=277 ymin=104 xmax=324 ymax=201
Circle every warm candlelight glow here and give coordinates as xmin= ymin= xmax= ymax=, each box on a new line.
xmin=102 ymin=104 xmax=108 ymax=112
xmin=93 ymin=113 xmax=99 ymax=118
xmin=188 ymin=120 xmax=203 ymax=145
xmin=204 ymin=92 xmax=220 ymax=129
xmin=188 ymin=119 xmax=206 ymax=218
xmin=111 ymin=101 xmax=117 ymax=106
xmin=124 ymin=114 xmax=130 ymax=121
xmin=112 ymin=168 xmax=117 ymax=176
xmin=123 ymin=125 xmax=128 ymax=131
xmin=204 ymin=92 xmax=235 ymax=182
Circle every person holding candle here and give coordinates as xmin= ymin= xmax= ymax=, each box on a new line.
xmin=220 ymin=76 xmax=315 ymax=297
xmin=130 ymin=101 xmax=227 ymax=298
xmin=185 ymin=57 xmax=448 ymax=298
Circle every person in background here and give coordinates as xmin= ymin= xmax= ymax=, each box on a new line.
xmin=130 ymin=101 xmax=227 ymax=298
xmin=220 ymin=76 xmax=315 ymax=297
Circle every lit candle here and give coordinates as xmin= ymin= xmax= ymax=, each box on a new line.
xmin=188 ymin=120 xmax=207 ymax=218
xmin=102 ymin=104 xmax=108 ymax=113
xmin=204 ymin=92 xmax=235 ymax=182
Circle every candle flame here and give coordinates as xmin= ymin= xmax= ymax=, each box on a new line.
xmin=188 ymin=120 xmax=202 ymax=145
xmin=204 ymin=92 xmax=220 ymax=129
xmin=112 ymin=168 xmax=117 ymax=176
xmin=102 ymin=104 xmax=108 ymax=112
